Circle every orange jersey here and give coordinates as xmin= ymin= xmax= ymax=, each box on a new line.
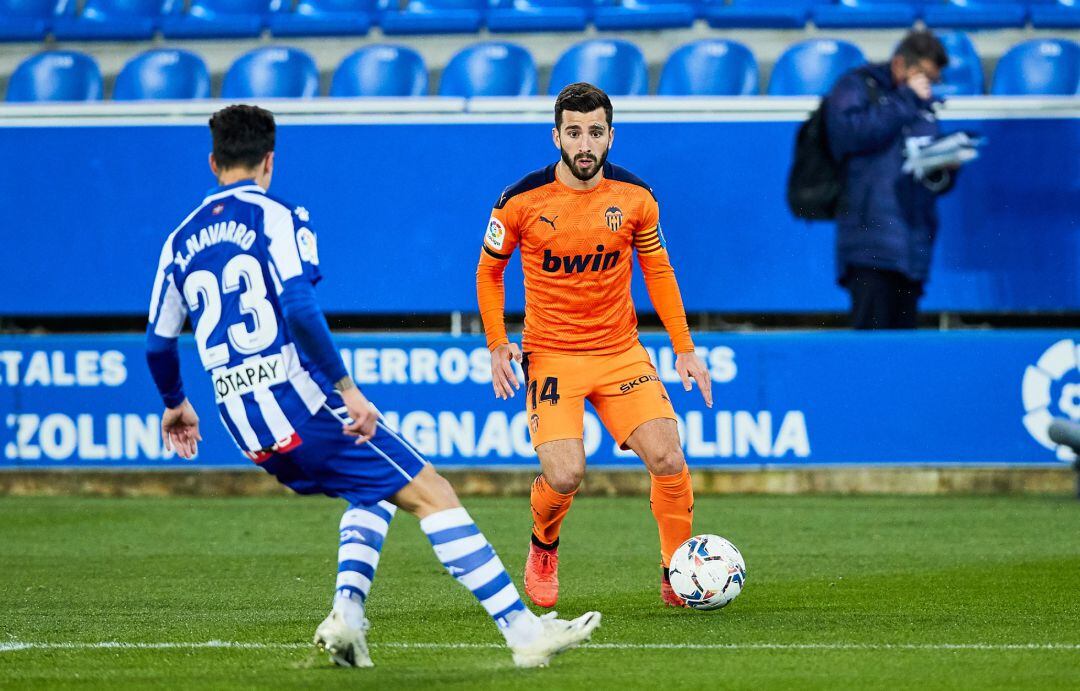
xmin=476 ymin=162 xmax=693 ymax=355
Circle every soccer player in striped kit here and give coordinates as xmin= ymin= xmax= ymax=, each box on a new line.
xmin=145 ymin=105 xmax=599 ymax=669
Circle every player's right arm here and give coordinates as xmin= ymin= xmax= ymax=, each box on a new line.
xmin=145 ymin=232 xmax=202 ymax=459
xmin=475 ymin=202 xmax=522 ymax=400
xmin=263 ymin=205 xmax=377 ymax=443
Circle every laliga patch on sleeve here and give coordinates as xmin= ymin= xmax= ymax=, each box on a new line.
xmin=485 ymin=217 xmax=506 ymax=250
xmin=296 ymin=227 xmax=319 ymax=265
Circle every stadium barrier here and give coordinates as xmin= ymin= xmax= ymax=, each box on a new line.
xmin=0 ymin=97 xmax=1076 ymax=315
xmin=2 ymin=331 xmax=1077 ymax=471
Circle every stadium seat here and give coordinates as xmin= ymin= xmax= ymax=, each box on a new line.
xmin=704 ymin=0 xmax=813 ymax=29
xmin=923 ymin=0 xmax=1029 ymax=30
xmin=658 ymin=40 xmax=759 ymax=95
xmin=160 ymin=0 xmax=273 ymax=38
xmin=812 ymin=0 xmax=919 ymax=29
xmin=593 ymin=0 xmax=697 ymax=31
xmin=380 ymin=0 xmax=484 ymax=34
xmin=991 ymin=39 xmax=1080 ymax=95
xmin=934 ymin=30 xmax=984 ymax=96
xmin=1031 ymin=0 xmax=1080 ymax=28
xmin=767 ymin=39 xmax=866 ymax=96
xmin=439 ymin=42 xmax=537 ymax=97
xmin=0 ymin=0 xmax=65 ymax=41
xmin=548 ymin=39 xmax=649 ymax=96
xmin=51 ymin=0 xmax=172 ymax=40
xmin=221 ymin=47 xmax=320 ymax=98
xmin=268 ymin=0 xmax=372 ymax=36
xmin=6 ymin=51 xmax=102 ymax=102
xmin=113 ymin=49 xmax=211 ymax=100
xmin=487 ymin=0 xmax=589 ymax=33
xmin=330 ymin=45 xmax=428 ymax=96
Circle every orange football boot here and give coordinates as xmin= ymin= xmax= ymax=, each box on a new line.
xmin=661 ymin=569 xmax=688 ymax=608
xmin=524 ymin=542 xmax=559 ymax=608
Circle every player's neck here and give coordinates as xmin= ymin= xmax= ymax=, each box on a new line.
xmin=555 ymin=160 xmax=605 ymax=192
xmin=216 ymin=169 xmax=263 ymax=189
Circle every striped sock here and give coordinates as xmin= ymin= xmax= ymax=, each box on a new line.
xmin=420 ymin=507 xmax=539 ymax=645
xmin=333 ymin=500 xmax=396 ymax=627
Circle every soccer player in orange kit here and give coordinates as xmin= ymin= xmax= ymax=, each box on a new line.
xmin=475 ymin=83 xmax=713 ymax=608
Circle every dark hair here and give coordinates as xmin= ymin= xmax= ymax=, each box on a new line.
xmin=894 ymin=30 xmax=949 ymax=69
xmin=208 ymin=104 xmax=276 ymax=170
xmin=554 ymin=82 xmax=613 ymax=128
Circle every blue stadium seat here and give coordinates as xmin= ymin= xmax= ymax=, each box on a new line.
xmin=113 ymin=49 xmax=210 ymax=100
xmin=767 ymin=38 xmax=865 ymax=96
xmin=52 ymin=0 xmax=173 ymax=40
xmin=549 ymin=39 xmax=649 ymax=96
xmin=380 ymin=0 xmax=484 ymax=34
xmin=1031 ymin=0 xmax=1080 ymax=28
xmin=923 ymin=0 xmax=1029 ymax=30
xmin=160 ymin=0 xmax=274 ymax=38
xmin=221 ymin=47 xmax=320 ymax=98
xmin=487 ymin=0 xmax=589 ymax=33
xmin=439 ymin=42 xmax=537 ymax=97
xmin=330 ymin=45 xmax=428 ymax=96
xmin=268 ymin=0 xmax=372 ymax=36
xmin=991 ymin=38 xmax=1080 ymax=95
xmin=0 ymin=0 xmax=65 ymax=41
xmin=593 ymin=0 xmax=697 ymax=31
xmin=704 ymin=0 xmax=813 ymax=29
xmin=934 ymin=30 xmax=984 ymax=96
xmin=813 ymin=0 xmax=919 ymax=29
xmin=6 ymin=51 xmax=102 ymax=102
xmin=658 ymin=40 xmax=759 ymax=95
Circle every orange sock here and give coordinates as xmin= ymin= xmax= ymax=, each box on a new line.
xmin=650 ymin=465 xmax=694 ymax=567
xmin=531 ymin=475 xmax=577 ymax=549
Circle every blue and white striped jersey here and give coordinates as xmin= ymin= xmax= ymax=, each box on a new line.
xmin=147 ymin=180 xmax=331 ymax=455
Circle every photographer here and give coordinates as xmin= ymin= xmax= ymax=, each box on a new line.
xmin=826 ymin=30 xmax=955 ymax=330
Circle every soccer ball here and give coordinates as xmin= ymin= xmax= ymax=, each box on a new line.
xmin=668 ymin=534 xmax=747 ymax=611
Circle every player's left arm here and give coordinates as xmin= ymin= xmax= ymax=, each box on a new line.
xmin=634 ymin=197 xmax=712 ymax=407
xmin=145 ymin=237 xmax=202 ymax=459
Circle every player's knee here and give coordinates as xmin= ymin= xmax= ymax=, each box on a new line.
xmin=545 ymin=467 xmax=583 ymax=494
xmin=649 ymin=447 xmax=686 ymax=477
xmin=397 ymin=467 xmax=462 ymax=517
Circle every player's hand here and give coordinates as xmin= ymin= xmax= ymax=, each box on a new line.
xmin=675 ymin=352 xmax=713 ymax=409
xmin=907 ymin=72 xmax=933 ymax=102
xmin=340 ymin=387 xmax=379 ymax=445
xmin=490 ymin=343 xmax=522 ymax=400
xmin=161 ymin=399 xmax=202 ymax=460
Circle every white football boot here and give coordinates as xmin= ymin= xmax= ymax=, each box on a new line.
xmin=313 ymin=609 xmax=373 ymax=668
xmin=510 ymin=611 xmax=602 ymax=668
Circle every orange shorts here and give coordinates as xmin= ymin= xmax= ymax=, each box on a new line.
xmin=521 ymin=343 xmax=677 ymax=449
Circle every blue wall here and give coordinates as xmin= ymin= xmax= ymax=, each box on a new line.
xmin=1 ymin=331 xmax=1076 ymax=469
xmin=0 ymin=116 xmax=1076 ymax=315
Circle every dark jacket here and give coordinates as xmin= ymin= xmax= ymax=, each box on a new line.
xmin=825 ymin=62 xmax=955 ymax=285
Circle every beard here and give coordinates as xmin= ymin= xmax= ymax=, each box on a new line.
xmin=560 ymin=145 xmax=609 ymax=182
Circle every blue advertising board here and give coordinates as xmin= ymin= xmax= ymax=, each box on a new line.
xmin=0 ymin=115 xmax=1076 ymax=315
xmin=1 ymin=332 xmax=1076 ymax=469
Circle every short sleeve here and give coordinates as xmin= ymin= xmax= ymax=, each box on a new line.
xmin=633 ymin=196 xmax=666 ymax=256
xmin=147 ymin=232 xmax=187 ymax=338
xmin=266 ymin=203 xmax=322 ymax=288
xmin=482 ymin=198 xmax=521 ymax=261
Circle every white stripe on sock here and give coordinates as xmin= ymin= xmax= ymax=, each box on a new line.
xmin=336 ymin=571 xmax=373 ymax=594
xmin=419 ymin=507 xmax=473 ymax=534
xmin=433 ymin=534 xmax=489 ymax=563
xmin=340 ymin=510 xmax=390 ymax=536
xmin=338 ymin=543 xmax=381 ymax=567
xmin=337 ymin=543 xmax=379 ymax=566
xmin=457 ymin=555 xmax=507 ymax=591
xmin=480 ymin=582 xmax=521 ymax=615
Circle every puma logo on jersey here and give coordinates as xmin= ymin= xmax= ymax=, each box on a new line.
xmin=539 ymin=215 xmax=557 ymax=231
xmin=542 ymin=245 xmax=621 ymax=274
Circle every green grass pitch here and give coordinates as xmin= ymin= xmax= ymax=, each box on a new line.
xmin=2 ymin=493 xmax=1079 ymax=689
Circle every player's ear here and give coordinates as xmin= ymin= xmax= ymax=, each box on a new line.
xmin=264 ymin=151 xmax=275 ymax=176
xmin=552 ymin=126 xmax=560 ymax=150
xmin=208 ymin=153 xmax=219 ymax=177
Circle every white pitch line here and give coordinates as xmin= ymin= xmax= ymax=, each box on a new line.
xmin=2 ymin=641 xmax=1079 ymax=653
